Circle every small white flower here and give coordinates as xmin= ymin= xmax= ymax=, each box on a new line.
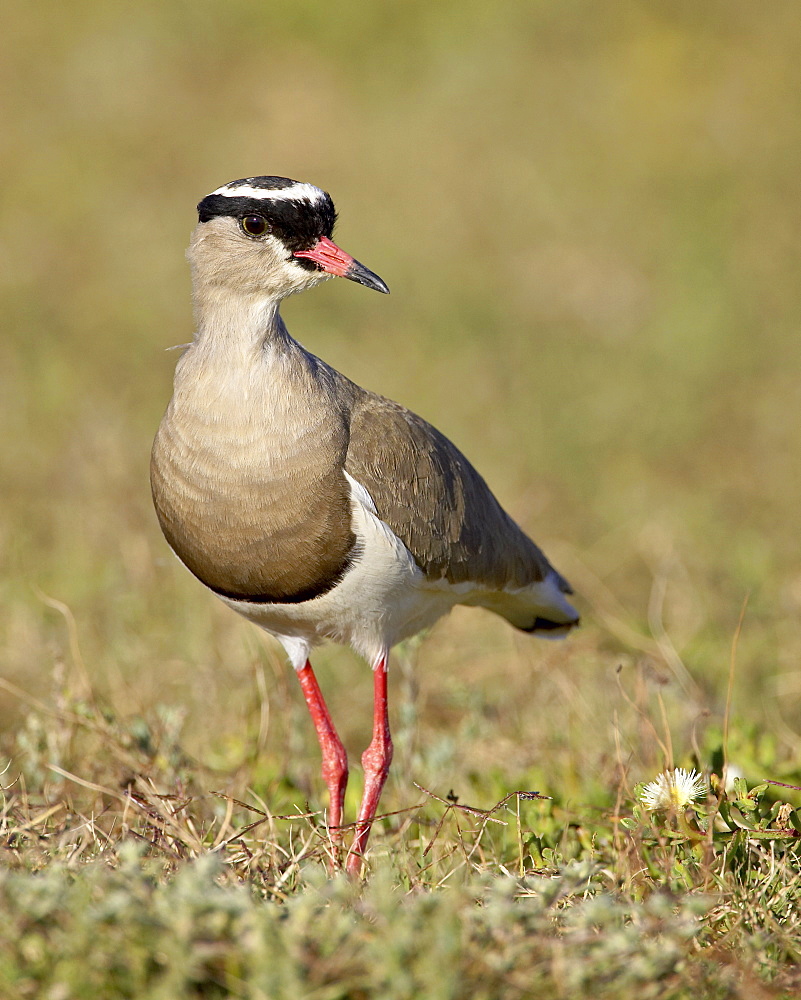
xmin=640 ymin=767 xmax=706 ymax=811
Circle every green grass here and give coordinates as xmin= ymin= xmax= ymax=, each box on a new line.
xmin=3 ymin=0 xmax=801 ymax=996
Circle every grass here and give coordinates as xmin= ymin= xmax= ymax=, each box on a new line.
xmin=3 ymin=0 xmax=801 ymax=996
xmin=2 ymin=674 xmax=801 ymax=997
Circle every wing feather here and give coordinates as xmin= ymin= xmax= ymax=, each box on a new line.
xmin=345 ymin=393 xmax=564 ymax=592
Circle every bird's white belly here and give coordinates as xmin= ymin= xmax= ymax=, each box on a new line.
xmin=217 ymin=477 xmax=459 ymax=670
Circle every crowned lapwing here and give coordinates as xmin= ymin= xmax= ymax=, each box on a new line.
xmin=151 ymin=176 xmax=579 ymax=875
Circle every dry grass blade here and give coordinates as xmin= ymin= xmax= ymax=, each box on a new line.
xmin=33 ymin=588 xmax=96 ymax=705
xmin=48 ymin=764 xmax=129 ymax=803
xmin=4 ymin=803 xmax=65 ymax=837
xmin=414 ymin=784 xmax=547 ymax=861
xmin=209 ymin=791 xmax=318 ymax=823
xmin=413 ymin=782 xmax=510 ymax=820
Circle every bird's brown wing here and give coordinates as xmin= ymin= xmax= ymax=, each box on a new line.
xmin=345 ymin=392 xmax=560 ymax=591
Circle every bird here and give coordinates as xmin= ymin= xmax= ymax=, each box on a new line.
xmin=151 ymin=175 xmax=579 ymax=875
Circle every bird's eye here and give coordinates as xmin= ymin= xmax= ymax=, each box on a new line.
xmin=241 ymin=215 xmax=268 ymax=237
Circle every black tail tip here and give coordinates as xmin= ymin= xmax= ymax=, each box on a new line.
xmin=523 ymin=615 xmax=581 ymax=636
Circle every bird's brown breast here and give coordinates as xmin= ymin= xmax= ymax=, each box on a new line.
xmin=150 ymin=398 xmax=357 ymax=604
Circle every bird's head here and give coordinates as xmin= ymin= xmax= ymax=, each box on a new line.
xmin=188 ymin=176 xmax=389 ymax=302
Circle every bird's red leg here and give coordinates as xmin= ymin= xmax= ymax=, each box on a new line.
xmin=346 ymin=655 xmax=393 ymax=876
xmin=296 ymin=660 xmax=349 ymax=856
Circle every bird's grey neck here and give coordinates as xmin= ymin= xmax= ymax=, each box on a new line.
xmin=192 ymin=284 xmax=292 ymax=357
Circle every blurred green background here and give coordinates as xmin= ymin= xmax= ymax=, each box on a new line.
xmin=2 ymin=1 xmax=801 ymax=799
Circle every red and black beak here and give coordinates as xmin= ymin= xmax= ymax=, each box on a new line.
xmin=294 ymin=236 xmax=389 ymax=294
